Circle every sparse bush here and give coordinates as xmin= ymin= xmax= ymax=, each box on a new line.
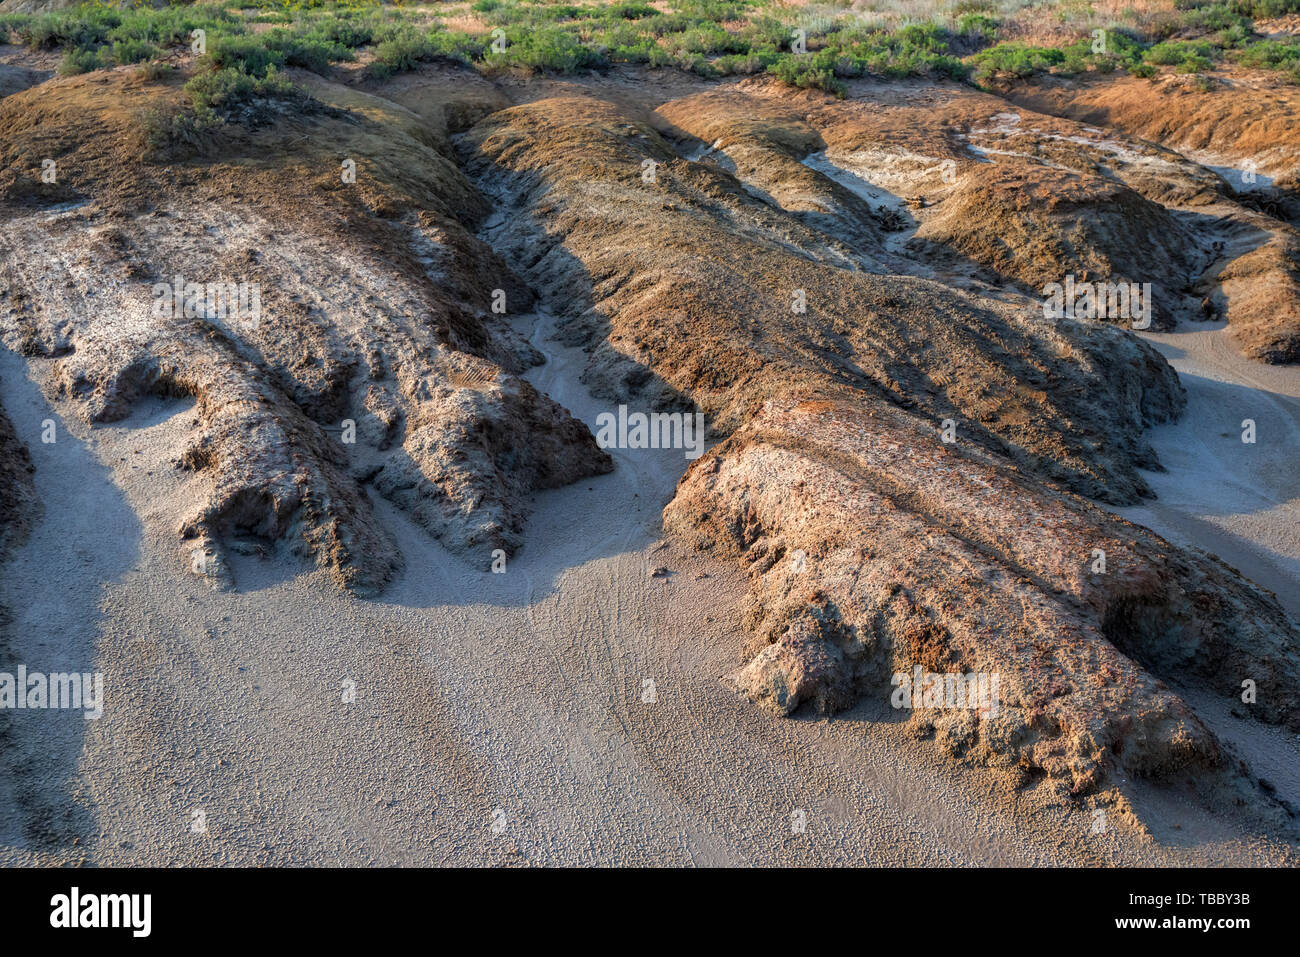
xmin=203 ymin=34 xmax=285 ymax=75
xmin=488 ymin=26 xmax=610 ymax=73
xmin=368 ymin=25 xmax=435 ymax=78
xmin=1236 ymin=37 xmax=1300 ymax=68
xmin=57 ymin=46 xmax=106 ymax=75
xmin=1146 ymin=39 xmax=1216 ymax=65
xmin=110 ymin=37 xmax=159 ymax=66
xmin=184 ymin=65 xmax=301 ymax=123
xmin=969 ymin=42 xmax=1065 ymax=83
xmin=608 ymin=3 xmax=658 ymax=20
xmin=767 ymin=57 xmax=846 ymax=97
xmin=1177 ymin=52 xmax=1215 ymax=72
xmin=137 ymin=60 xmax=174 ymax=82
xmin=140 ymin=104 xmax=218 ymax=155
xmin=1229 ymin=0 xmax=1300 ymax=16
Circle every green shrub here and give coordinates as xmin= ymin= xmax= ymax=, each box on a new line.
xmin=204 ymin=34 xmax=285 ymax=75
xmin=1059 ymin=50 xmax=1089 ymax=74
xmin=713 ymin=50 xmax=778 ymax=74
xmin=955 ymin=13 xmax=998 ymax=39
xmin=607 ymin=3 xmax=658 ymax=20
xmin=1229 ymin=0 xmax=1300 ymax=16
xmin=541 ymin=5 xmax=584 ymax=21
xmin=368 ymin=26 xmax=435 ymax=78
xmin=57 ymin=46 xmax=107 ymax=75
xmin=610 ymin=40 xmax=655 ymax=63
xmin=896 ymin=22 xmax=948 ymax=54
xmin=427 ymin=30 xmax=489 ymax=64
xmin=1236 ymin=37 xmax=1300 ymax=68
xmin=1176 ymin=52 xmax=1214 ymax=71
xmin=24 ymin=8 xmax=120 ymax=51
xmin=1183 ymin=3 xmax=1252 ymax=33
xmin=139 ymin=103 xmax=222 ymax=155
xmin=15 ymin=4 xmax=237 ymax=56
xmin=969 ymin=42 xmax=1065 ymax=83
xmin=739 ymin=15 xmax=789 ymax=51
xmin=311 ymin=16 xmax=376 ymax=50
xmin=489 ymin=27 xmax=609 ymax=72
xmin=767 ymin=57 xmax=846 ymax=96
xmin=109 ymin=36 xmax=159 ymax=66
xmin=672 ymin=24 xmax=749 ymax=55
xmin=1145 ymin=39 xmax=1215 ymax=64
xmin=264 ymin=28 xmax=348 ymax=72
xmin=184 ymin=64 xmax=300 ymax=121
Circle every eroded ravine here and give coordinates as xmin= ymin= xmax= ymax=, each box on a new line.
xmin=1 ymin=65 xmax=1299 ymax=865
xmin=0 ymin=311 xmax=1141 ymax=866
xmin=0 ymin=232 xmax=1274 ymax=866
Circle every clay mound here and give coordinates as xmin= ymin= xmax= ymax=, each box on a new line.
xmin=655 ymin=89 xmax=896 ymax=258
xmin=665 ymin=397 xmax=1300 ymax=793
xmin=460 ymin=89 xmax=1300 ymax=796
xmin=913 ymin=160 xmax=1197 ymax=329
xmin=1006 ymin=72 xmax=1300 ymax=195
xmin=653 ymin=82 xmax=1219 ymax=328
xmin=955 ymin=103 xmax=1224 ymax=210
xmin=465 ymin=93 xmax=1184 ymax=506
xmin=1209 ymin=222 xmax=1300 ymax=364
xmin=1000 ymin=74 xmax=1300 ymax=363
xmin=2 ymin=57 xmax=1295 ymax=808
xmin=744 ymin=76 xmax=1219 ymax=209
xmin=0 ymin=70 xmax=611 ymax=592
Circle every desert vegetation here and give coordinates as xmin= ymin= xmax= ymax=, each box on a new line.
xmin=1 ymin=0 xmax=1299 ymax=107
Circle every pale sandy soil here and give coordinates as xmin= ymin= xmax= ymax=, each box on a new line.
xmin=1115 ymin=321 xmax=1300 ymax=816
xmin=1 ymin=303 xmax=1296 ymax=866
xmin=1117 ymin=321 xmax=1300 ymax=622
